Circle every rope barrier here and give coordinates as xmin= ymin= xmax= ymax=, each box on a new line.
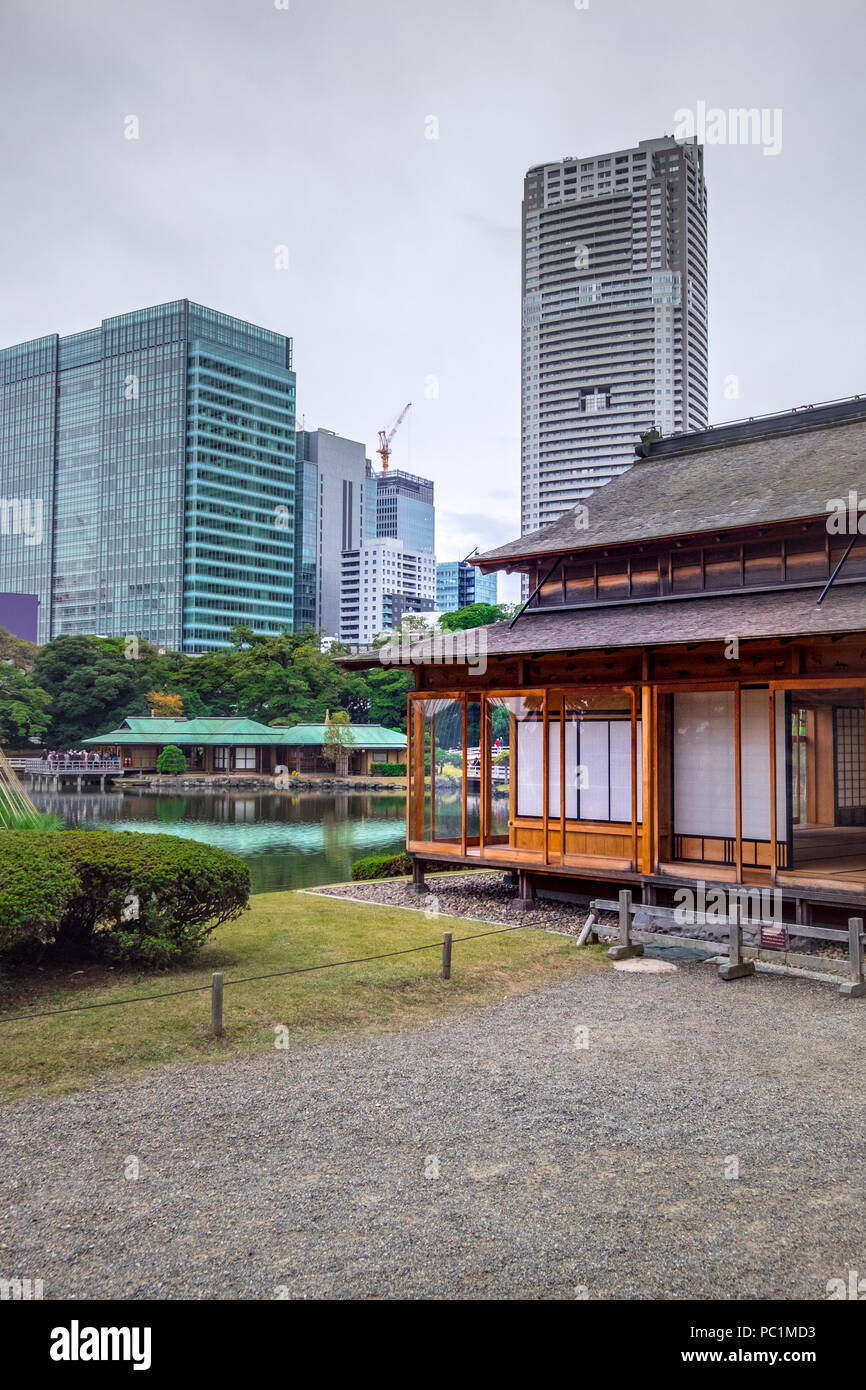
xmin=0 ymin=921 xmax=535 ymax=1025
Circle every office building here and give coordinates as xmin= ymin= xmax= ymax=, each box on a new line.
xmin=436 ymin=559 xmax=498 ymax=612
xmin=521 ymin=135 xmax=708 ymax=536
xmin=294 ymin=428 xmax=368 ymax=636
xmin=0 ymin=300 xmax=296 ymax=650
xmin=369 ymin=466 xmax=435 ymax=554
xmin=340 ymin=538 xmax=436 ymax=646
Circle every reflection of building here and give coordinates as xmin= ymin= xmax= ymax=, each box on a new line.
xmin=0 ymin=300 xmax=296 ymax=649
xmin=521 ymin=136 xmax=708 ymax=537
xmin=345 ymin=396 xmax=866 ymax=924
xmin=436 ymin=560 xmax=498 ymax=612
xmin=84 ymin=714 xmax=405 ymax=776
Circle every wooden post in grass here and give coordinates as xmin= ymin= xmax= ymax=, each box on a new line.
xmin=211 ymin=972 xmax=224 ymax=1036
xmin=840 ymin=917 xmax=866 ymax=998
xmin=718 ymin=902 xmax=755 ymax=981
xmin=608 ymin=889 xmax=643 ymax=962
xmin=441 ymin=931 xmax=453 ymax=981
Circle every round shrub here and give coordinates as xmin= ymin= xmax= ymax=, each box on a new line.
xmin=55 ymin=831 xmax=250 ymax=966
xmin=0 ymin=830 xmax=250 ymax=968
xmin=0 ymin=831 xmax=81 ymax=958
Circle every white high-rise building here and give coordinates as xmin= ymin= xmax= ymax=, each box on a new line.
xmin=521 ymin=136 xmax=708 ymax=537
xmin=340 ymin=538 xmax=436 ymax=646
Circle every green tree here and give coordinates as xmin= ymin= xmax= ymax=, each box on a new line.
xmin=0 ymin=665 xmax=52 ymax=744
xmin=322 ymin=709 xmax=355 ymax=776
xmin=361 ymin=665 xmax=413 ymax=732
xmin=439 ymin=603 xmax=508 ymax=631
xmin=34 ymin=635 xmax=148 ymax=745
xmin=156 ymin=744 xmax=187 ymax=773
xmin=0 ymin=626 xmax=38 ymax=673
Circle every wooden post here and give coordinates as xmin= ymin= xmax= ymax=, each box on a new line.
xmin=512 ymin=870 xmax=536 ymax=911
xmin=840 ymin=917 xmax=866 ymax=998
xmin=211 ymin=972 xmax=224 ymax=1036
xmin=441 ymin=931 xmax=453 ymax=980
xmin=409 ymin=855 xmax=428 ymax=894
xmin=718 ymin=902 xmax=755 ymax=981
xmin=608 ymin=888 xmax=643 ymax=961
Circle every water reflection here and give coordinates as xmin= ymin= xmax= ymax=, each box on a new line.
xmin=30 ymin=786 xmax=408 ymax=894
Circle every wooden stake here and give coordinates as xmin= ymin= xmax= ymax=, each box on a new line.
xmin=211 ymin=972 xmax=224 ymax=1036
xmin=840 ymin=917 xmax=866 ymax=998
xmin=441 ymin=931 xmax=453 ymax=981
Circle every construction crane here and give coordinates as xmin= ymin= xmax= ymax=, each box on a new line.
xmin=377 ymin=402 xmax=412 ymax=472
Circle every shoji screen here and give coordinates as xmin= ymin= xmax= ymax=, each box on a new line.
xmin=608 ymin=721 xmax=633 ymax=823
xmin=516 ymin=719 xmax=544 ymax=817
xmin=741 ymin=689 xmax=771 ymax=840
xmin=579 ymin=721 xmax=611 ymax=820
xmin=673 ymin=692 xmax=735 ymax=836
xmin=547 ymin=719 xmax=578 ymax=817
xmin=740 ymin=688 xmax=788 ymax=841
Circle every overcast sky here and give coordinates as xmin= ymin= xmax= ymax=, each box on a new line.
xmin=2 ymin=0 xmax=865 ymax=603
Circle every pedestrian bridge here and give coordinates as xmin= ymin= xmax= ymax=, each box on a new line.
xmin=9 ymin=758 xmax=132 ymax=782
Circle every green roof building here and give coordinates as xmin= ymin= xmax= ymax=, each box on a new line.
xmin=84 ymin=716 xmax=406 ymax=775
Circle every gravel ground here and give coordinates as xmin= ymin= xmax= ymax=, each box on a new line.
xmin=3 ymin=954 xmax=866 ymax=1299
xmin=316 ymin=870 xmax=612 ymax=935
xmin=317 ymin=871 xmax=846 ymax=958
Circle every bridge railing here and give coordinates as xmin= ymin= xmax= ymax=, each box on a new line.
xmin=10 ymin=758 xmax=124 ymax=774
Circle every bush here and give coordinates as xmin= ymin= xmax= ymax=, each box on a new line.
xmin=56 ymin=832 xmax=250 ymax=966
xmin=0 ymin=830 xmax=250 ymax=968
xmin=157 ymin=744 xmax=187 ymax=774
xmin=0 ymin=832 xmax=81 ymax=958
xmin=352 ymin=852 xmax=413 ymax=880
xmin=370 ymin=763 xmax=406 ymax=776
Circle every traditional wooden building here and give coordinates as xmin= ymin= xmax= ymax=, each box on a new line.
xmin=345 ymin=398 xmax=866 ymax=926
xmin=84 ymin=717 xmax=406 ymax=776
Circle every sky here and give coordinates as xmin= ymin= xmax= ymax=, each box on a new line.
xmin=2 ymin=0 xmax=865 ymax=605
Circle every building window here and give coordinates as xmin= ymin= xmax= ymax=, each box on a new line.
xmin=234 ymin=746 xmax=256 ymax=770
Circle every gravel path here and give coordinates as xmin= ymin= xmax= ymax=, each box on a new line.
xmin=3 ymin=957 xmax=866 ymax=1299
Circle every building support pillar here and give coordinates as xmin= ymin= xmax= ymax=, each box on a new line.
xmin=512 ymin=870 xmax=536 ymax=912
xmin=409 ymin=856 xmax=428 ymax=894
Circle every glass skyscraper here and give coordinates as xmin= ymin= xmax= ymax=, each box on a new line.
xmin=0 ymin=300 xmax=296 ymax=651
xmin=436 ymin=559 xmax=498 ymax=612
xmin=371 ymin=468 xmax=435 ymax=554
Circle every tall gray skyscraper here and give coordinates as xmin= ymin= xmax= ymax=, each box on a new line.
xmin=294 ymin=428 xmax=368 ymax=638
xmin=521 ymin=136 xmax=708 ymax=536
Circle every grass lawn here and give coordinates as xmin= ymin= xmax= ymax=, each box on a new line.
xmin=0 ymin=890 xmax=608 ymax=1103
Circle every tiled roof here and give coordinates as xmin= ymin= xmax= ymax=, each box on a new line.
xmin=339 ymin=583 xmax=866 ymax=666
xmin=477 ymin=415 xmax=866 ymax=566
xmin=85 ymin=717 xmax=406 ymax=747
xmin=278 ymin=724 xmax=406 ymax=748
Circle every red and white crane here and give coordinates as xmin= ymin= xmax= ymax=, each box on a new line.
xmin=377 ymin=401 xmax=412 ymax=472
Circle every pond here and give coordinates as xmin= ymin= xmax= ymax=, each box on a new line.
xmin=30 ymin=785 xmax=408 ymax=894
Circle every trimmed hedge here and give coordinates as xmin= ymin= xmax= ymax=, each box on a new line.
xmin=0 ymin=832 xmax=82 ymax=958
xmin=0 ymin=830 xmax=250 ymax=967
xmin=369 ymin=763 xmax=406 ymax=776
xmin=352 ymin=852 xmax=413 ymax=880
